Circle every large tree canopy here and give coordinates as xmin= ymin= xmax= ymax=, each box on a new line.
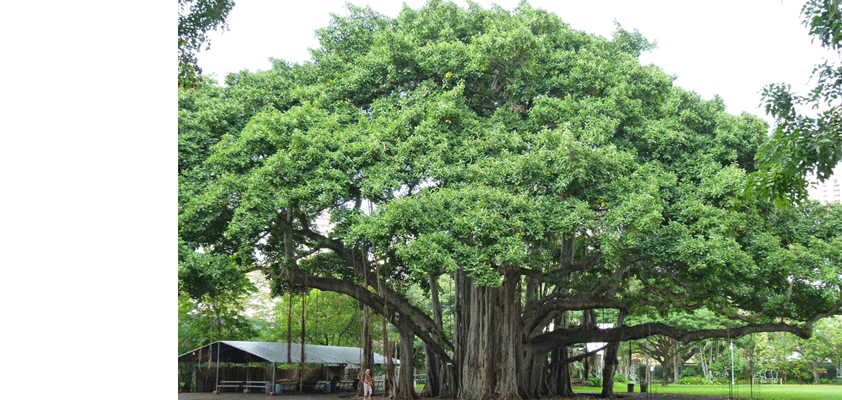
xmin=179 ymin=2 xmax=842 ymax=399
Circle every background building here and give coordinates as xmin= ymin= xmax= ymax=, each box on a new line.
xmin=808 ymin=163 xmax=842 ymax=204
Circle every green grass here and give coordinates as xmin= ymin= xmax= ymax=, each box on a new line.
xmin=574 ymin=382 xmax=842 ymax=399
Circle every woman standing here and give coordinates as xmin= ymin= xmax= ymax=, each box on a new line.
xmin=363 ymin=369 xmax=373 ymax=400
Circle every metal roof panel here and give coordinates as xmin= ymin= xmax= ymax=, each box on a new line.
xmin=178 ymin=341 xmax=398 ymax=365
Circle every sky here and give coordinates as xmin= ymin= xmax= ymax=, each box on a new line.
xmin=196 ymin=0 xmax=836 ymax=122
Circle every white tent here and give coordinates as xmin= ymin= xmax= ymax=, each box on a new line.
xmin=178 ymin=340 xmax=398 ymax=365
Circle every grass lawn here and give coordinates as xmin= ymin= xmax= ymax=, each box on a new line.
xmin=574 ymin=382 xmax=842 ymax=399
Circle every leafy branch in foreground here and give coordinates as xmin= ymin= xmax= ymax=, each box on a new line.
xmin=747 ymin=0 xmax=841 ymax=207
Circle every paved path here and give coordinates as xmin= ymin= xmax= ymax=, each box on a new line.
xmin=179 ymin=393 xmax=352 ymax=400
xmin=178 ymin=393 xmax=731 ymax=400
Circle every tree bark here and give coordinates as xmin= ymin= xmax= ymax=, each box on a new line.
xmin=520 ymin=277 xmax=544 ymax=399
xmin=459 ymin=280 xmax=499 ymax=400
xmin=520 ymin=345 xmax=545 ymax=399
xmin=548 ymin=344 xmax=576 ymax=397
xmin=397 ymin=314 xmax=419 ymax=399
xmin=673 ymin=350 xmax=680 ymax=385
xmin=423 ymin=272 xmax=443 ymax=398
xmin=809 ymin=364 xmax=821 ymax=384
xmin=548 ymin=310 xmax=576 ymax=398
xmin=301 ymin=288 xmax=306 ymax=369
xmin=361 ymin=304 xmax=374 ymax=396
xmin=287 ymin=290 xmax=293 ymax=365
xmin=498 ymin=265 xmax=522 ymax=400
xmin=600 ymin=311 xmax=625 ymax=398
xmin=529 ymin=321 xmax=815 ymax=355
xmin=380 ymin=267 xmax=396 ymax=398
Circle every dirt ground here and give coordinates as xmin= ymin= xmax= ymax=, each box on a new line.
xmin=177 ymin=392 xmax=734 ymax=400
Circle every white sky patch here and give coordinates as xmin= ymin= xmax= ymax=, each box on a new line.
xmin=585 ymin=323 xmax=615 ymax=354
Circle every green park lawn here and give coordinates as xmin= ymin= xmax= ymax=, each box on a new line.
xmin=574 ymin=382 xmax=842 ymax=400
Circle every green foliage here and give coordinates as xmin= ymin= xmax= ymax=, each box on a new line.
xmin=792 ymin=316 xmax=842 ymax=382
xmin=178 ymin=238 xmax=252 ymax=300
xmin=178 ymin=0 xmax=236 ymax=89
xmin=178 ymin=235 xmax=258 ymax=351
xmin=681 ymin=366 xmax=702 ymax=378
xmin=748 ymin=0 xmax=842 ymax=207
xmin=177 ymin=6 xmax=842 ymax=392
xmin=178 ymin=290 xmax=258 ymax=355
xmin=802 ymin=0 xmax=842 ymax=50
xmin=257 ymin=289 xmax=372 ymax=347
xmin=613 ymin=384 xmax=842 ymax=399
xmin=678 ymin=376 xmax=713 ymax=385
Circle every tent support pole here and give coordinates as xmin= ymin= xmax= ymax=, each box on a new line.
xmin=215 ymin=342 xmax=221 ymax=393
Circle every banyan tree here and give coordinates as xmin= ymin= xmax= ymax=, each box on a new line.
xmin=179 ymin=1 xmax=842 ymax=398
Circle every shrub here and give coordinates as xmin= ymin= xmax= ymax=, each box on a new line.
xmin=679 ymin=377 xmax=709 ymax=385
xmin=677 ymin=376 xmax=740 ymax=385
xmin=614 ymin=373 xmax=627 ymax=383
xmin=588 ymin=377 xmax=603 ymax=388
xmin=681 ymin=366 xmax=703 ymax=378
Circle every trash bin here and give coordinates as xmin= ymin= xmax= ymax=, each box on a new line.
xmin=627 ymin=383 xmax=634 ymax=392
xmin=640 ymin=383 xmax=648 ymax=392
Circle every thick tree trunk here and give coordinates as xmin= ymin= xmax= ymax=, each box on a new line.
xmin=600 ymin=312 xmax=625 ymax=398
xmin=385 ymin=317 xmax=396 ymax=397
xmin=287 ymin=290 xmax=293 ymax=365
xmin=498 ymin=266 xmax=522 ymax=400
xmin=809 ymin=365 xmax=821 ymax=384
xmin=548 ymin=345 xmax=576 ymax=397
xmin=459 ymin=283 xmax=498 ymax=400
xmin=457 ymin=266 xmax=525 ymax=400
xmin=600 ymin=342 xmax=619 ymax=398
xmin=423 ymin=346 xmax=439 ymax=397
xmin=397 ymin=314 xmax=418 ymax=399
xmin=581 ymin=311 xmax=595 ymax=382
xmin=422 ymin=272 xmax=442 ymax=398
xmin=520 ymin=277 xmax=544 ymax=399
xmin=548 ymin=310 xmax=576 ymax=398
xmin=301 ymin=291 xmax=307 ymax=368
xmin=520 ymin=346 xmax=546 ymax=399
xmin=583 ymin=356 xmax=591 ymax=384
xmin=454 ymin=269 xmax=468 ymax=398
xmin=426 ymin=271 xmax=456 ymax=399
xmin=660 ymin=359 xmax=668 ymax=386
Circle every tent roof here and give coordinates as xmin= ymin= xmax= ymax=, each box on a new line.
xmin=178 ymin=341 xmax=398 ymax=365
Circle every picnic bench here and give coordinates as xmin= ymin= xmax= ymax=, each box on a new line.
xmin=337 ymin=380 xmax=356 ymax=392
xmin=373 ymin=377 xmax=385 ymax=392
xmin=276 ymin=380 xmax=300 ymax=393
xmin=216 ymin=380 xmax=241 ymax=392
xmin=243 ymin=380 xmax=271 ymax=393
